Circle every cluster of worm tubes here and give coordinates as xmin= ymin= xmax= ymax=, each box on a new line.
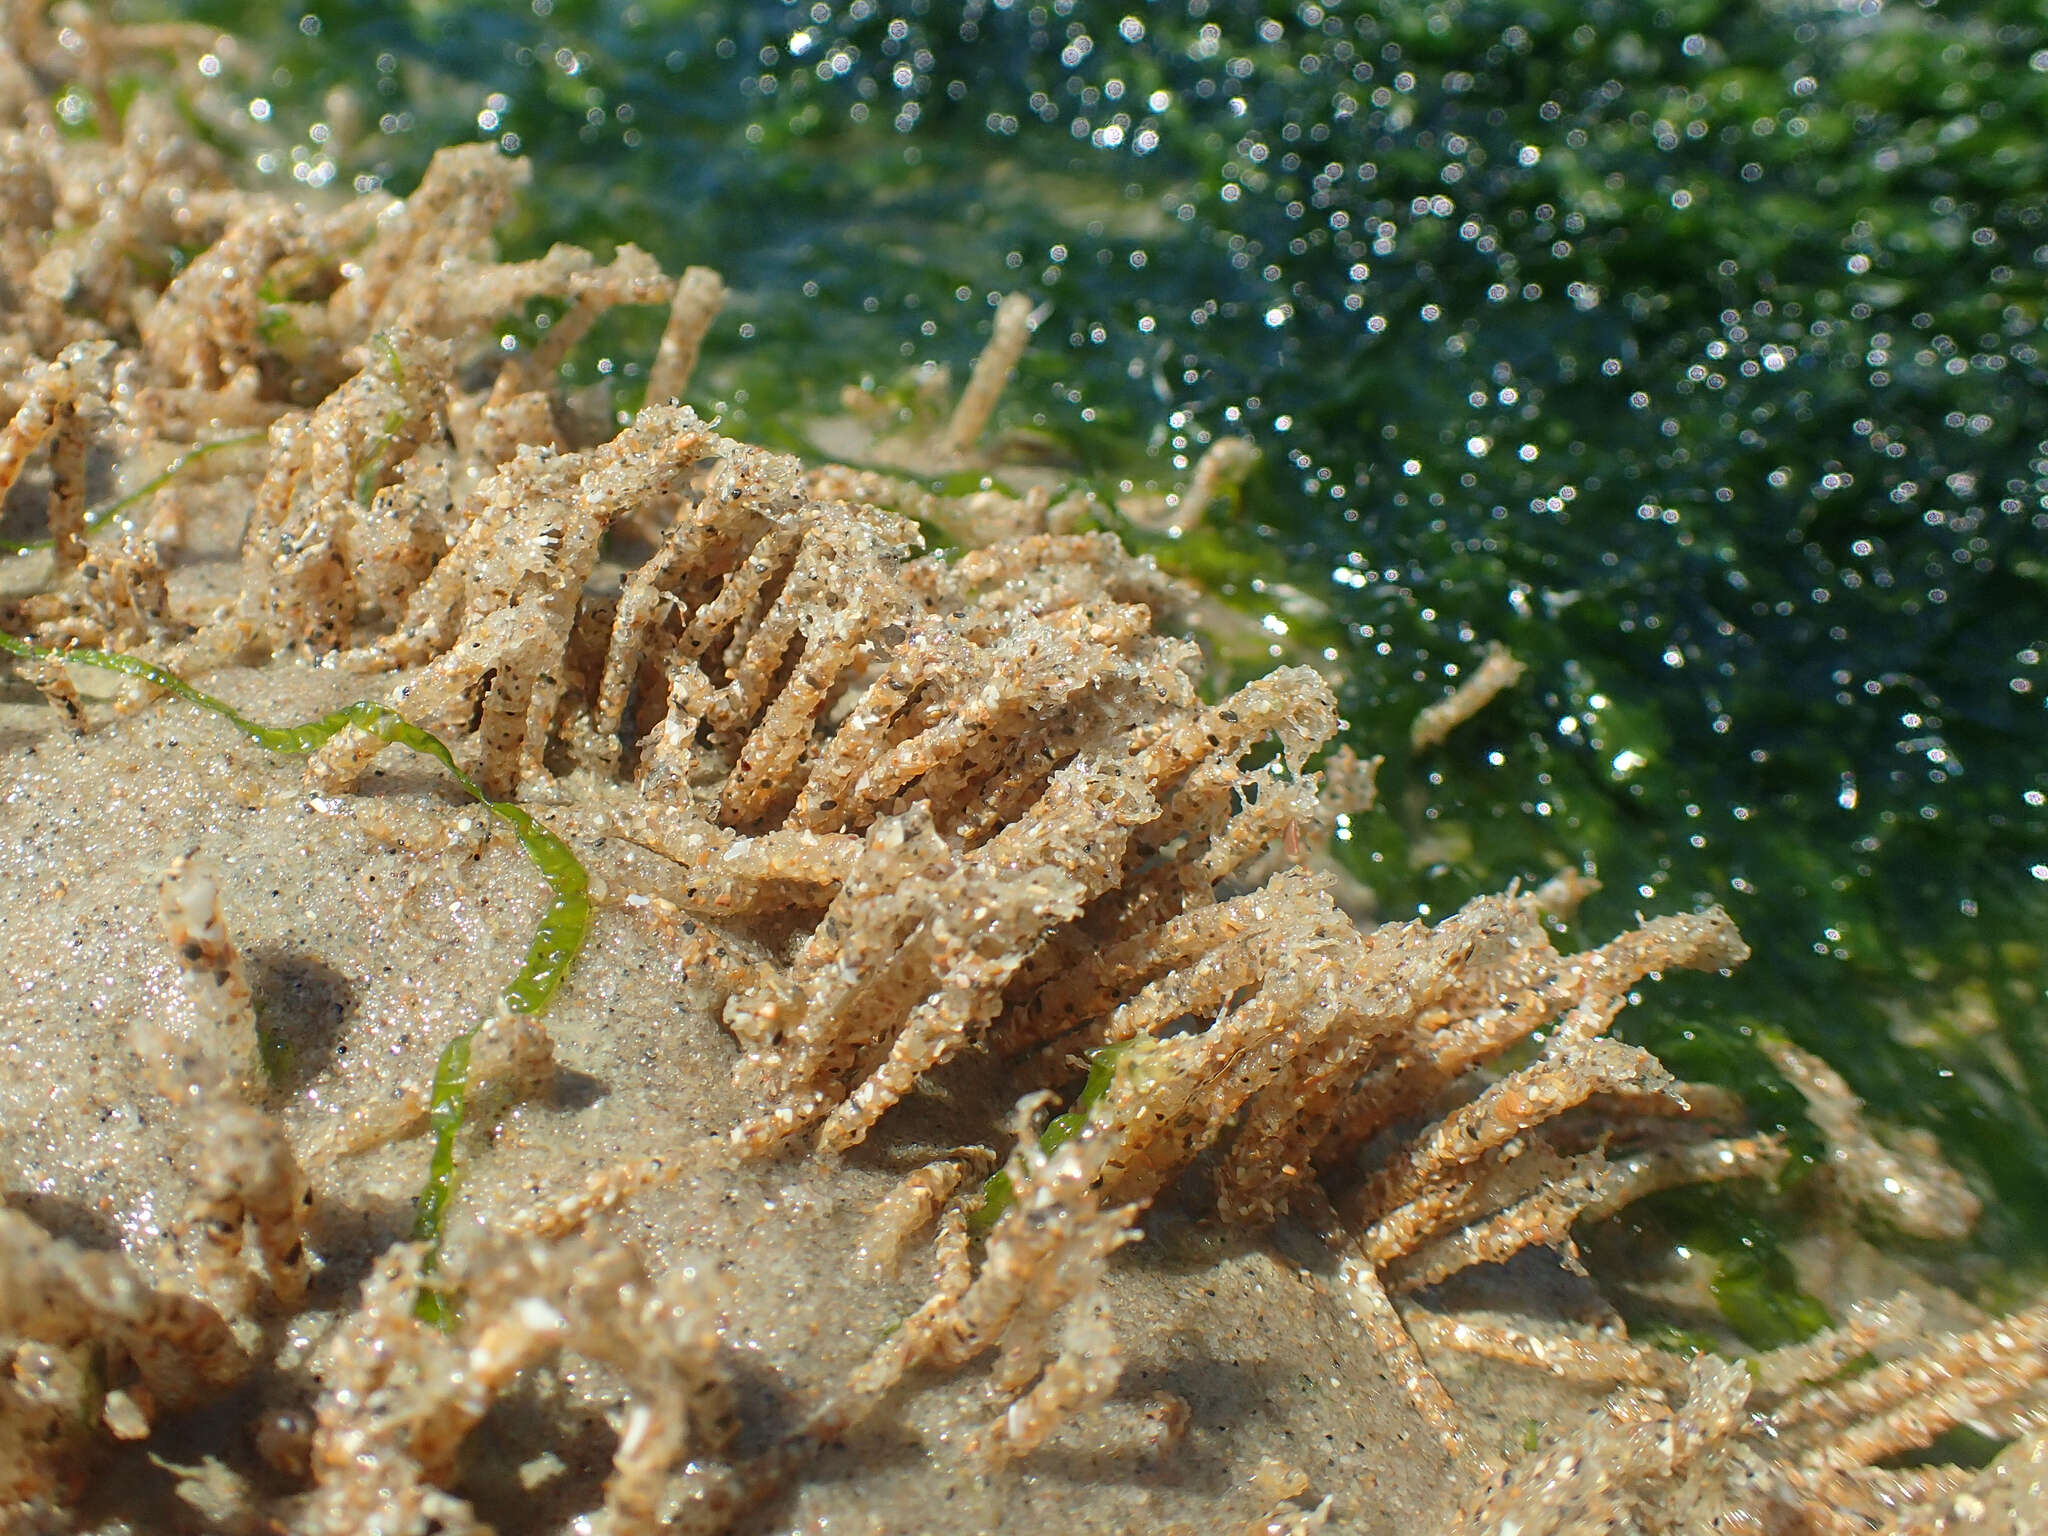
xmin=1 ymin=15 xmax=2034 ymax=1535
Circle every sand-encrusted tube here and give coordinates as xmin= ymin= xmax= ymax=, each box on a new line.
xmin=189 ymin=1101 xmax=314 ymax=1306
xmin=18 ymin=652 xmax=84 ymax=731
xmin=0 ymin=340 xmax=111 ymax=570
xmin=818 ymin=1093 xmax=1140 ymax=1452
xmin=1410 ymin=640 xmax=1526 ymax=751
xmin=1170 ymin=435 xmax=1258 ymax=532
xmin=1445 ymin=1355 xmax=1750 ymax=1532
xmin=524 ymin=241 xmax=671 ymax=381
xmin=0 ymin=1207 xmax=250 ymax=1421
xmin=296 ymin=1231 xmax=738 ymax=1536
xmin=1410 ymin=1310 xmax=1685 ymax=1389
xmin=157 ymin=853 xmax=262 ymax=1097
xmin=972 ymin=1291 xmax=1122 ymax=1465
xmin=940 ymin=290 xmax=1034 ymax=456
xmin=1760 ymin=1035 xmax=1982 ymax=1240
xmin=644 ymin=264 xmax=727 ymax=404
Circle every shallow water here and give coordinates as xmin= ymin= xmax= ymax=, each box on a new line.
xmin=125 ymin=0 xmax=2046 ymax=1303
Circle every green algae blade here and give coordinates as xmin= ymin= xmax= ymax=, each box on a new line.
xmin=1710 ymin=1253 xmax=1832 ymax=1351
xmin=0 ymin=631 xmax=591 ymax=1321
xmin=969 ymin=1040 xmax=1131 ymax=1235
xmin=412 ymin=1030 xmax=475 ymax=1331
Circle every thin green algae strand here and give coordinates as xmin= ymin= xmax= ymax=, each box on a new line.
xmin=411 ymin=1031 xmax=475 ymax=1331
xmin=5 ymin=432 xmax=266 ymax=557
xmin=0 ymin=631 xmax=591 ymax=1319
xmin=969 ymin=1041 xmax=1132 ymax=1235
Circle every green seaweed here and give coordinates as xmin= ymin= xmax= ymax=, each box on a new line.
xmin=1709 ymin=1250 xmax=1833 ymax=1352
xmin=78 ymin=1341 xmax=107 ymax=1431
xmin=254 ymin=1011 xmax=292 ymax=1087
xmin=1634 ymin=1324 xmax=1722 ymax=1361
xmin=1900 ymin=1424 xmax=2008 ymax=1473
xmin=1596 ymin=1180 xmax=1833 ymax=1354
xmin=0 ymin=631 xmax=591 ymax=1321
xmin=5 ymin=432 xmax=267 ymax=558
xmin=968 ymin=1040 xmax=1131 ymax=1235
xmin=256 ymin=305 xmax=297 ymax=347
xmin=411 ymin=1031 xmax=474 ymax=1331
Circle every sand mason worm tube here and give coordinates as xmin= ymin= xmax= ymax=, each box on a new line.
xmin=1410 ymin=641 xmax=1526 ymax=751
xmin=158 ymin=853 xmax=262 ymax=1096
xmin=940 ymin=291 xmax=1035 ymax=457
xmin=644 ymin=264 xmax=727 ymax=404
